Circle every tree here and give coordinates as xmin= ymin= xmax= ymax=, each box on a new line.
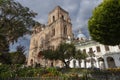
xmin=74 ymin=50 xmax=82 ymax=68
xmin=88 ymin=0 xmax=120 ymax=46
xmin=42 ymin=43 xmax=76 ymax=68
xmin=56 ymin=43 xmax=76 ymax=68
xmin=0 ymin=0 xmax=6 ymax=4
xmin=74 ymin=50 xmax=88 ymax=68
xmin=0 ymin=0 xmax=37 ymax=52
xmin=0 ymin=35 xmax=9 ymax=53
xmin=42 ymin=49 xmax=57 ymax=67
xmin=0 ymin=52 xmax=11 ymax=64
xmin=10 ymin=45 xmax=26 ymax=64
xmin=0 ymin=34 xmax=10 ymax=64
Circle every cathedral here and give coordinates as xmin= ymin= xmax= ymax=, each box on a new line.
xmin=28 ymin=6 xmax=120 ymax=69
xmin=27 ymin=6 xmax=73 ymax=67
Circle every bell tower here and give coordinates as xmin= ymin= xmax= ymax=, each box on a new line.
xmin=48 ymin=6 xmax=71 ymax=25
xmin=48 ymin=6 xmax=73 ymax=49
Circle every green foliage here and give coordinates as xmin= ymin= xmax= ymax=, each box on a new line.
xmin=0 ymin=65 xmax=12 ymax=78
xmin=74 ymin=50 xmax=88 ymax=60
xmin=0 ymin=0 xmax=37 ymax=64
xmin=47 ymin=67 xmax=61 ymax=76
xmin=56 ymin=43 xmax=76 ymax=68
xmin=56 ymin=43 xmax=76 ymax=60
xmin=0 ymin=66 xmax=119 ymax=79
xmin=88 ymin=0 xmax=120 ymax=45
xmin=0 ymin=0 xmax=37 ymax=43
xmin=42 ymin=43 xmax=76 ymax=68
xmin=0 ymin=53 xmax=11 ymax=64
xmin=10 ymin=46 xmax=26 ymax=64
xmin=0 ymin=34 xmax=10 ymax=64
xmin=10 ymin=52 xmax=26 ymax=64
xmin=0 ymin=34 xmax=9 ymax=53
xmin=16 ymin=45 xmax=26 ymax=53
xmin=42 ymin=49 xmax=57 ymax=60
xmin=0 ymin=45 xmax=26 ymax=64
xmin=0 ymin=0 xmax=37 ymax=59
xmin=73 ymin=50 xmax=88 ymax=68
xmin=0 ymin=0 xmax=7 ymax=4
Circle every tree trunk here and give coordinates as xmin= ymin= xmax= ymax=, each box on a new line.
xmin=63 ymin=60 xmax=69 ymax=68
xmin=78 ymin=60 xmax=81 ymax=68
xmin=84 ymin=60 xmax=87 ymax=68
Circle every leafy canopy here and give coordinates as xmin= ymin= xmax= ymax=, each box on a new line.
xmin=56 ymin=43 xmax=76 ymax=61
xmin=0 ymin=0 xmax=37 ymax=64
xmin=74 ymin=50 xmax=88 ymax=60
xmin=88 ymin=0 xmax=120 ymax=45
xmin=0 ymin=0 xmax=37 ymax=43
xmin=42 ymin=49 xmax=57 ymax=61
xmin=10 ymin=45 xmax=26 ymax=64
xmin=55 ymin=43 xmax=76 ymax=68
xmin=42 ymin=43 xmax=76 ymax=68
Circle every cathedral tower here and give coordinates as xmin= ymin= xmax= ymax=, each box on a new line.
xmin=48 ymin=6 xmax=73 ymax=49
xmin=28 ymin=6 xmax=73 ymax=67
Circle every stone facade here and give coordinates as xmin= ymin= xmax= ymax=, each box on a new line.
xmin=27 ymin=6 xmax=73 ymax=67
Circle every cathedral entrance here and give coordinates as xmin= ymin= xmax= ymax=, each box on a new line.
xmin=107 ymin=57 xmax=116 ymax=68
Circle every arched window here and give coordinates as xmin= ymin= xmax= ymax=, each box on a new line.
xmin=63 ymin=25 xmax=67 ymax=35
xmin=38 ymin=51 xmax=42 ymax=58
xmin=107 ymin=57 xmax=116 ymax=68
xmin=53 ymin=16 xmax=55 ymax=22
xmin=62 ymin=15 xmax=64 ymax=20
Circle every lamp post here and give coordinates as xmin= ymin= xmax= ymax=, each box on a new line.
xmin=88 ymin=50 xmax=95 ymax=69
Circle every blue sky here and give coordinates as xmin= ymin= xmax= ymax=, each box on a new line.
xmin=10 ymin=0 xmax=102 ymax=54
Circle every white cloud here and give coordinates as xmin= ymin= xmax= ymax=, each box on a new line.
xmin=73 ymin=0 xmax=102 ymax=33
xmin=11 ymin=0 xmax=102 ymax=53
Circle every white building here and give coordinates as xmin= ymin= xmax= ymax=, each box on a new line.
xmin=69 ymin=30 xmax=120 ymax=69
